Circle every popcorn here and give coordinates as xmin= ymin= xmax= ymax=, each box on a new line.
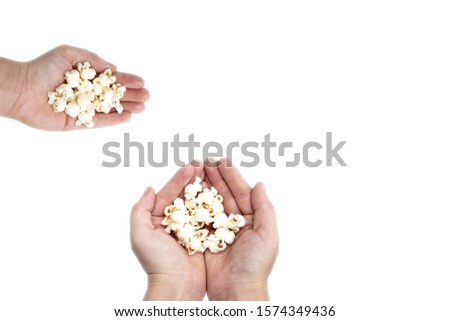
xmin=77 ymin=92 xmax=93 ymax=109
xmin=184 ymin=177 xmax=203 ymax=197
xmin=177 ymin=224 xmax=195 ymax=242
xmin=65 ymin=102 xmax=80 ymax=118
xmin=188 ymin=238 xmax=203 ymax=255
xmin=53 ymin=99 xmax=67 ymax=112
xmin=215 ymin=227 xmax=235 ymax=244
xmin=55 ymin=84 xmax=74 ymax=100
xmin=195 ymin=229 xmax=209 ymax=241
xmin=65 ymin=70 xmax=80 ymax=88
xmin=204 ymin=234 xmax=227 ymax=254
xmin=162 ymin=177 xmax=246 ymax=255
xmin=196 ymin=207 xmax=213 ymax=224
xmin=77 ymin=79 xmax=94 ymax=93
xmin=47 ymin=61 xmax=126 ymax=128
xmin=228 ymin=213 xmax=246 ymax=232
xmin=212 ymin=213 xmax=229 ymax=229
xmin=78 ymin=111 xmax=93 ymax=124
xmin=77 ymin=62 xmax=96 ymax=81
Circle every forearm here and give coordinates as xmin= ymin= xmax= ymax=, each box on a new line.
xmin=209 ymin=281 xmax=270 ymax=301
xmin=144 ymin=275 xmax=205 ymax=301
xmin=0 ymin=57 xmax=26 ymax=117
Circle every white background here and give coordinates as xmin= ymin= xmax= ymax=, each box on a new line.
xmin=1 ymin=0 xmax=449 ymax=320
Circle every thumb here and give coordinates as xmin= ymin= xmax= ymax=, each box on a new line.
xmin=131 ymin=187 xmax=156 ymax=233
xmin=251 ymin=182 xmax=277 ymax=234
xmin=60 ymin=45 xmax=117 ymax=72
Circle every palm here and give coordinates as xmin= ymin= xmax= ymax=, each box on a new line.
xmin=142 ymin=212 xmax=206 ymax=292
xmin=19 ymin=52 xmax=77 ymax=130
xmin=205 ymin=226 xmax=259 ymax=294
xmin=145 ymin=227 xmax=205 ymax=276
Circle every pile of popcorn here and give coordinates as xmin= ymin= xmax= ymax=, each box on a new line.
xmin=47 ymin=62 xmax=126 ymax=128
xmin=162 ymin=177 xmax=246 ymax=255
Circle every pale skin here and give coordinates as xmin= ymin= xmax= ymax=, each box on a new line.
xmin=131 ymin=159 xmax=279 ymax=301
xmin=0 ymin=45 xmax=149 ymax=130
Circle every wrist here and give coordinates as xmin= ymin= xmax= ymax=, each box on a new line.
xmin=144 ymin=274 xmax=205 ymax=301
xmin=0 ymin=58 xmax=27 ymax=118
xmin=209 ymin=281 xmax=269 ymax=301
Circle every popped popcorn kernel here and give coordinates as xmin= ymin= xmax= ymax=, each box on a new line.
xmin=47 ymin=61 xmax=126 ymax=128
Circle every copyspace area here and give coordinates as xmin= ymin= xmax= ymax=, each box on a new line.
xmin=0 ymin=1 xmax=449 ymax=320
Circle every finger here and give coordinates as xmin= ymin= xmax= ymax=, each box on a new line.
xmin=204 ymin=158 xmax=240 ymax=214
xmin=201 ymin=180 xmax=210 ymax=190
xmin=64 ymin=111 xmax=131 ymax=130
xmin=218 ymin=158 xmax=253 ymax=215
xmin=177 ymin=160 xmax=205 ymax=198
xmin=122 ymin=88 xmax=150 ymax=103
xmin=63 ymin=46 xmax=147 ymax=90
xmin=204 ymin=175 xmax=212 ymax=187
xmin=251 ymin=182 xmax=277 ymax=234
xmin=131 ymin=187 xmax=156 ymax=233
xmin=122 ymin=102 xmax=145 ymax=113
xmin=88 ymin=111 xmax=132 ymax=128
xmin=62 ymin=45 xmax=117 ymax=72
xmin=153 ymin=164 xmax=197 ymax=216
xmin=193 ymin=160 xmax=205 ymax=180
xmin=87 ymin=53 xmax=117 ymax=73
xmin=92 ymin=102 xmax=145 ymax=114
xmin=114 ymin=72 xmax=145 ymax=89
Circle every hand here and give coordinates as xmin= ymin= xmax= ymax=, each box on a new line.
xmin=204 ymin=159 xmax=279 ymax=300
xmin=0 ymin=45 xmax=149 ymax=130
xmin=131 ymin=163 xmax=207 ymax=300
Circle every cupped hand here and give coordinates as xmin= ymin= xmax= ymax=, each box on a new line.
xmin=131 ymin=163 xmax=206 ymax=301
xmin=203 ymin=159 xmax=279 ymax=301
xmin=8 ymin=45 xmax=149 ymax=130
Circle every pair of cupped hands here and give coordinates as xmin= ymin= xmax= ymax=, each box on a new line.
xmin=131 ymin=159 xmax=279 ymax=301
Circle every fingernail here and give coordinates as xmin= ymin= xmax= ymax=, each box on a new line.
xmin=143 ymin=186 xmax=151 ymax=195
xmin=260 ymin=182 xmax=266 ymax=192
xmin=191 ymin=159 xmax=202 ymax=167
